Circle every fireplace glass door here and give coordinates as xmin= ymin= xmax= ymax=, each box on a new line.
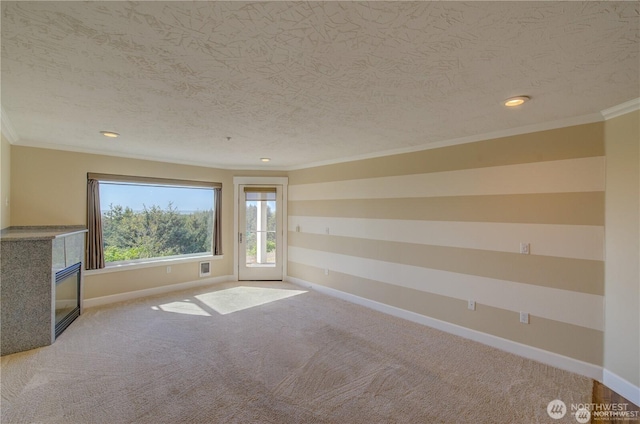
xmin=55 ymin=262 xmax=81 ymax=337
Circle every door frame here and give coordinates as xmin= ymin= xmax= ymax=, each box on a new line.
xmin=233 ymin=176 xmax=288 ymax=281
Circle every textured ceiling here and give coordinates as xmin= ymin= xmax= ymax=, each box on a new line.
xmin=1 ymin=1 xmax=639 ymax=169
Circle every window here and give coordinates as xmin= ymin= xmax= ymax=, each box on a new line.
xmin=87 ymin=174 xmax=222 ymax=269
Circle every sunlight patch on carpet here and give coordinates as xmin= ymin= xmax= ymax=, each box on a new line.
xmin=152 ymin=286 xmax=308 ymax=316
xmin=152 ymin=299 xmax=211 ymax=316
xmin=196 ymin=286 xmax=308 ymax=315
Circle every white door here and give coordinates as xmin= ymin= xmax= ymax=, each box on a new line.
xmin=238 ymin=185 xmax=283 ymax=280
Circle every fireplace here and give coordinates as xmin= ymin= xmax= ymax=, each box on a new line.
xmin=55 ymin=262 xmax=81 ymax=338
xmin=1 ymin=226 xmax=87 ymax=356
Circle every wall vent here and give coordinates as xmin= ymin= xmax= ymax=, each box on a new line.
xmin=199 ymin=261 xmax=211 ymax=277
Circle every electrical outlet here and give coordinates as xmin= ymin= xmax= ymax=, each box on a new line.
xmin=324 ymin=269 xmax=329 ymax=276
xmin=468 ymin=300 xmax=476 ymax=311
xmin=325 ymin=227 xmax=330 ymax=235
xmin=520 ymin=312 xmax=529 ymax=324
xmin=519 ymin=242 xmax=530 ymax=255
xmin=166 ymin=266 xmax=172 ymax=274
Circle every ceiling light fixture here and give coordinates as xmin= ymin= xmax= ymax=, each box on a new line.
xmin=504 ymin=96 xmax=530 ymax=107
xmin=261 ymin=158 xmax=271 ymax=162
xmin=100 ymin=131 xmax=119 ymax=138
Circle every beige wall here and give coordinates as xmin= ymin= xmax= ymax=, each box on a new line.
xmin=604 ymin=110 xmax=640 ymax=388
xmin=0 ymin=135 xmax=11 ymax=229
xmin=10 ymin=146 xmax=236 ymax=299
xmin=288 ymin=122 xmax=606 ymax=366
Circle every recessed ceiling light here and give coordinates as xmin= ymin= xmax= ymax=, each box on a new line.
xmin=100 ymin=131 xmax=119 ymax=138
xmin=504 ymin=96 xmax=530 ymax=107
xmin=261 ymin=158 xmax=271 ymax=162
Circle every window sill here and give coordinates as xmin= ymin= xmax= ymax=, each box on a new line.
xmin=85 ymin=255 xmax=224 ymax=275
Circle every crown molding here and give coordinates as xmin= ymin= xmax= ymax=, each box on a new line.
xmin=5 ymin=98 xmax=638 ymax=171
xmin=288 ymin=97 xmax=640 ymax=171
xmin=601 ymin=98 xmax=640 ymax=120
xmin=285 ymin=111 xmax=605 ymax=171
xmin=10 ymin=138 xmax=245 ymax=170
xmin=0 ymin=108 xmax=19 ymax=144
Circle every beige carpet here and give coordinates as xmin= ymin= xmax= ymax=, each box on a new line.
xmin=1 ymin=281 xmax=591 ymax=423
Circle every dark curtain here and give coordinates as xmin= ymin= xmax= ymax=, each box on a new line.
xmin=213 ymin=187 xmax=223 ymax=256
xmin=86 ymin=179 xmax=105 ymax=269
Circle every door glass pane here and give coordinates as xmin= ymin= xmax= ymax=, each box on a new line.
xmin=245 ymin=190 xmax=276 ymax=267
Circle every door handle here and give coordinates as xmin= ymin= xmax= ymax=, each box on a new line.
xmin=239 ymin=232 xmax=243 ymax=243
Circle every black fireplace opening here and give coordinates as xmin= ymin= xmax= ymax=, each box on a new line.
xmin=55 ymin=262 xmax=81 ymax=338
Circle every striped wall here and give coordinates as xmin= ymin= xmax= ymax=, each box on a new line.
xmin=287 ymin=122 xmax=605 ymax=368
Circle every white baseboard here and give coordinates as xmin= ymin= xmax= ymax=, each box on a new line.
xmin=287 ymin=276 xmax=603 ymax=381
xmin=83 ymin=275 xmax=234 ymax=308
xmin=603 ymin=369 xmax=640 ymax=406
